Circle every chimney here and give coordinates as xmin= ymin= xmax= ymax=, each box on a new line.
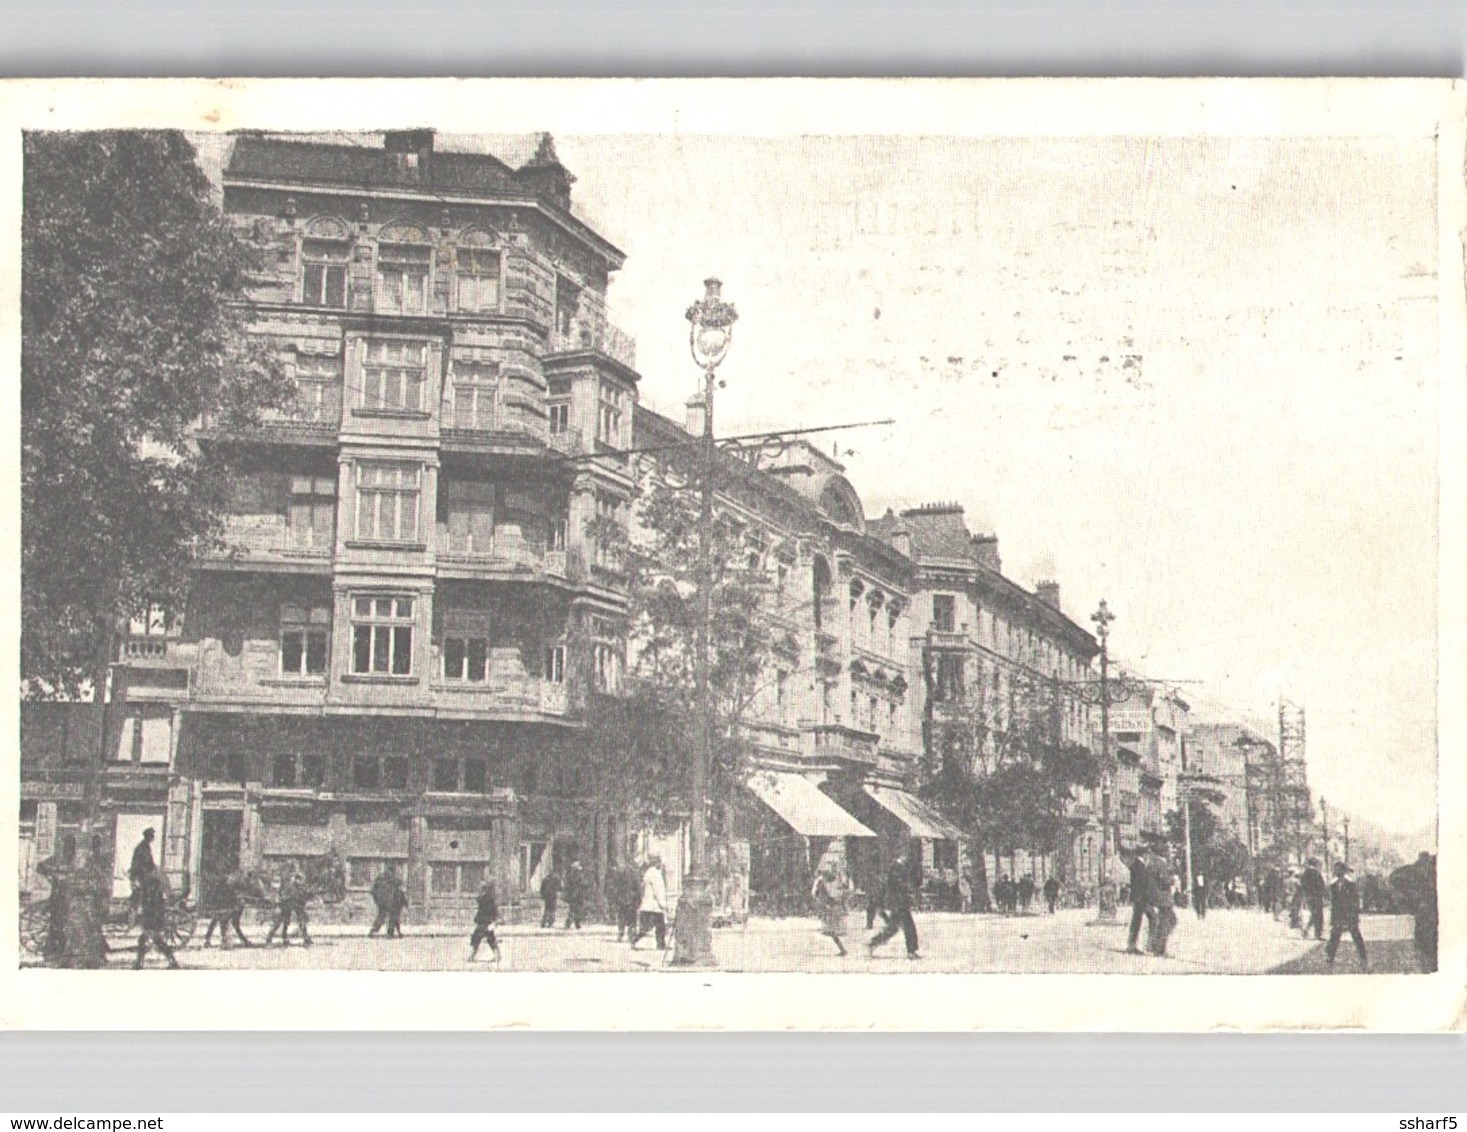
xmin=685 ymin=396 xmax=707 ymax=436
xmin=890 ymin=525 xmax=912 ymax=558
xmin=517 ymin=132 xmax=576 ymax=211
xmin=972 ymin=533 xmax=1001 ymax=572
xmin=384 ymin=129 xmax=434 ymax=180
xmin=1035 ymin=580 xmax=1061 ymax=611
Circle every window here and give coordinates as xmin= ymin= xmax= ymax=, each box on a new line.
xmin=287 ymin=477 xmax=336 ymax=550
xmin=384 ymin=757 xmax=409 ymax=790
xmin=355 ymin=462 xmax=421 ymax=543
xmin=352 ymin=755 xmax=381 ymax=789
xmin=280 ymin=603 xmax=329 ymax=675
xmin=440 ymin=479 xmax=493 ymax=554
xmin=548 ymin=515 xmax=567 ymax=552
xmin=431 ymin=861 xmax=488 ymax=894
xmin=433 ymin=758 xmax=459 ymax=792
xmin=128 ymin=603 xmax=178 ymax=639
xmin=548 ymin=402 xmax=569 ymax=436
xmin=544 ymin=644 xmax=565 ymax=684
xmin=348 ymin=858 xmax=401 ymax=889
xmin=301 ymin=753 xmax=325 ymax=788
xmin=933 ymin=654 xmax=965 ymax=702
xmin=456 ymin=249 xmax=501 ymax=313
xmin=776 ymin=671 xmax=789 ymax=725
xmin=868 ymin=695 xmax=879 ymax=732
xmin=450 ymin=362 xmax=498 ymax=430
xmin=361 ymin=340 xmax=427 ymax=413
xmin=555 ymin=275 xmax=581 ymax=339
xmin=351 ymin=595 xmax=415 ymax=676
xmin=597 ymin=383 xmax=627 ymax=447
xmin=289 ymin=355 xmax=343 ymax=424
xmin=113 ymin=710 xmax=172 ymax=765
xmin=443 ymin=634 xmax=488 ymax=682
xmin=462 ymin=759 xmax=488 ymax=793
xmin=376 ymin=244 xmax=430 ymax=314
xmin=932 ymin=594 xmax=956 ymax=632
xmin=302 ymin=240 xmax=348 ymax=307
xmin=593 ymin=496 xmax=623 ymax=570
xmin=590 ymin=617 xmax=621 ymax=694
xmin=270 ymin=751 xmax=298 ymax=788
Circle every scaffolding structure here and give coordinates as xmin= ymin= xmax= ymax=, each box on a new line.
xmin=1276 ymin=698 xmax=1313 ymax=865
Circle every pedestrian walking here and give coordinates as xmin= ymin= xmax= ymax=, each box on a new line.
xmin=612 ymin=863 xmax=640 ymax=941
xmin=1325 ymin=861 xmax=1369 ymax=971
xmin=127 ymin=827 xmax=158 ymax=921
xmin=629 ymin=856 xmax=668 ymax=950
xmin=469 ymin=877 xmax=502 ymax=963
xmin=132 ymin=867 xmax=179 ymax=969
xmin=868 ymin=854 xmax=920 ymax=960
xmin=1298 ymin=859 xmax=1327 ymax=940
xmin=1018 ymin=875 xmax=1035 ymax=914
xmin=1043 ymin=876 xmax=1060 ymax=914
xmin=203 ymin=866 xmax=256 ymax=948
xmin=369 ymin=865 xmax=407 ymax=938
xmin=70 ymin=835 xmax=110 ymax=967
xmin=957 ymin=871 xmax=973 ymax=914
xmin=539 ymin=867 xmax=561 ymax=929
xmin=1193 ymin=873 xmax=1208 ymax=920
xmin=1125 ymin=848 xmax=1153 ymax=955
xmin=563 ymin=860 xmax=587 ymax=930
xmin=1146 ymin=853 xmax=1178 ymax=957
xmin=812 ymin=860 xmax=851 ymax=956
xmin=1393 ymin=851 xmax=1437 ymax=973
xmin=264 ymin=861 xmax=313 ymax=946
xmin=36 ymin=835 xmax=79 ymax=967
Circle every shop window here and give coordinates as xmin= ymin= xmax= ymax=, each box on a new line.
xmin=430 ymin=861 xmax=488 ymax=894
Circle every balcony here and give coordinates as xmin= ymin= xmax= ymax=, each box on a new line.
xmin=549 ymin=291 xmax=637 ymax=371
xmin=431 ymin=677 xmax=569 ymax=719
xmin=546 ymin=427 xmax=584 ymax=455
xmin=809 ymin=723 xmax=880 ymax=767
xmin=435 ymin=532 xmax=573 ymax=581
xmin=200 ymin=516 xmax=334 ymax=572
xmin=926 ymin=625 xmax=969 ymax=650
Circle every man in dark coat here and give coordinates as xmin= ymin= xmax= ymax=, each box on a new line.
xmin=1043 ymin=876 xmax=1061 ymax=914
xmin=612 ymin=864 xmax=639 ymax=941
xmin=539 ymin=867 xmax=561 ymax=929
xmin=867 ymin=855 xmax=920 ymax=960
xmin=1298 ymin=858 xmax=1327 ymax=940
xmin=36 ymin=835 xmax=78 ymax=967
xmin=1325 ymin=861 xmax=1369 ymax=971
xmin=1125 ymin=848 xmax=1153 ymax=955
xmin=1017 ymin=875 xmax=1035 ymax=914
xmin=203 ymin=866 xmax=256 ymax=948
xmin=369 ymin=865 xmax=407 ymax=938
xmin=128 ymin=828 xmax=158 ymax=919
xmin=265 ymin=861 xmax=313 ymax=946
xmin=469 ymin=877 xmax=502 ymax=963
xmin=563 ymin=860 xmax=587 ymax=930
xmin=1393 ymin=851 xmax=1437 ymax=973
xmin=133 ymin=867 xmax=179 ymax=969
xmin=1145 ymin=851 xmax=1178 ymax=956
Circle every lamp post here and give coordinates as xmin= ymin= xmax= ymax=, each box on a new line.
xmin=1090 ymin=599 xmax=1120 ymax=922
xmin=672 ymin=277 xmax=738 ymax=967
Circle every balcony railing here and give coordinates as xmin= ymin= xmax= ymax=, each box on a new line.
xmin=809 ymin=723 xmax=880 ymax=766
xmin=550 ymin=292 xmax=637 ymax=370
xmin=926 ymin=626 xmax=969 ymax=649
xmin=546 ymin=427 xmax=583 ymax=455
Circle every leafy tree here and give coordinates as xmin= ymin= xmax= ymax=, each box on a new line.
xmin=1166 ymin=799 xmax=1249 ymax=888
xmin=588 ymin=451 xmax=790 ymax=831
xmin=22 ymin=130 xmax=292 ymax=697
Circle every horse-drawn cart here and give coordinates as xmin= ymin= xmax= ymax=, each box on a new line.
xmin=19 ymin=881 xmax=198 ymax=959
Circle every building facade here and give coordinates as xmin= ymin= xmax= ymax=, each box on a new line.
xmin=103 ymin=131 xmax=642 ymax=923
xmin=631 ymin=407 xmax=959 ymax=914
xmin=869 ymin=504 xmax=1101 ymax=896
xmin=1105 ymin=675 xmax=1191 ymax=852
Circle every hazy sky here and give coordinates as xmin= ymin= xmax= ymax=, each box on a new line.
xmin=545 ymin=132 xmax=1439 ymax=836
xmin=195 ymin=127 xmax=1440 ymax=835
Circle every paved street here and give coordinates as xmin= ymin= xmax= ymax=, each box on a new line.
xmin=35 ymin=907 xmax=1421 ymax=974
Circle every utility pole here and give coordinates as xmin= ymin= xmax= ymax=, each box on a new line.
xmin=1090 ymin=600 xmax=1118 ymax=922
xmin=1180 ymin=736 xmax=1194 ymax=912
xmin=1320 ymin=796 xmax=1330 ymax=873
xmin=1342 ymin=815 xmax=1350 ymax=868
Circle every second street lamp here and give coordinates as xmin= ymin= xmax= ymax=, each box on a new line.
xmin=672 ymin=277 xmax=738 ymax=967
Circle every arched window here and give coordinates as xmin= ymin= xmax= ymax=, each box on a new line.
xmin=375 ymin=222 xmax=433 ymax=315
xmin=455 ymin=228 xmax=502 ymax=314
xmin=300 ymin=217 xmax=351 ymax=308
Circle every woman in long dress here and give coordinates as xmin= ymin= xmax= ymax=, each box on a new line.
xmin=812 ymin=860 xmax=851 ymax=957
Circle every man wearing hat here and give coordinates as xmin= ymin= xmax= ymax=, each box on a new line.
xmin=1298 ymin=858 xmax=1328 ymax=941
xmin=1325 ymin=860 xmax=1369 ymax=971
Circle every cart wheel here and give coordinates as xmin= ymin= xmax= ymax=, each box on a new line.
xmin=20 ymin=899 xmax=51 ymax=957
xmin=165 ymin=905 xmax=197 ymax=949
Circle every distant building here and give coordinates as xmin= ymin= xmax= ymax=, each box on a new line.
xmin=869 ymin=504 xmax=1100 ymax=896
xmin=1105 ymin=676 xmax=1190 ymax=850
xmin=1187 ymin=721 xmax=1279 ymax=867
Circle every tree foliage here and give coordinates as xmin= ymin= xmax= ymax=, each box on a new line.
xmin=1166 ymin=800 xmax=1249 ymax=886
xmin=587 ymin=451 xmax=790 ymax=820
xmin=22 ymin=130 xmax=292 ymax=695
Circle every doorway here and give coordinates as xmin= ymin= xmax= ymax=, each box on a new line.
xmin=200 ymin=810 xmax=243 ymax=908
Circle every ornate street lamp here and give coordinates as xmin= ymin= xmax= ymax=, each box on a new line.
xmin=672 ymin=278 xmax=738 ymax=967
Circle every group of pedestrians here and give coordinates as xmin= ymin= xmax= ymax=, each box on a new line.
xmin=1124 ymin=845 xmax=1180 ymax=957
xmin=538 ymin=860 xmax=590 ymax=930
xmin=35 ymin=832 xmax=111 ymax=969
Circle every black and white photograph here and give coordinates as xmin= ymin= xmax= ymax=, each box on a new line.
xmin=5 ymin=78 xmax=1462 ymax=1030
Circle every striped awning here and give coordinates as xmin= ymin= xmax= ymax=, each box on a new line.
xmin=862 ymin=784 xmax=966 ymax=841
xmin=745 ymin=771 xmax=877 ymax=838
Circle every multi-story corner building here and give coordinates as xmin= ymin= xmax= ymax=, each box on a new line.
xmin=104 ymin=130 xmax=641 ymax=922
xmin=631 ymin=406 xmax=949 ymax=913
xmin=1105 ymin=675 xmax=1191 ymax=850
xmin=868 ymin=504 xmax=1100 ymax=891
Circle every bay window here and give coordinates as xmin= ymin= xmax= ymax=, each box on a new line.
xmin=351 ymin=595 xmax=415 ymax=676
xmin=355 ymin=462 xmax=421 ymax=543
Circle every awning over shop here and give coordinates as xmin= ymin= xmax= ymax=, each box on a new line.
xmin=745 ymin=771 xmax=877 ymax=838
xmin=862 ymin=784 xmax=965 ymax=841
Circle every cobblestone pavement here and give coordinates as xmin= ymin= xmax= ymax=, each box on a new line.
xmin=43 ymin=906 xmax=1422 ymax=974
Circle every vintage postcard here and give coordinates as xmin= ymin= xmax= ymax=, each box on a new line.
xmin=2 ymin=77 xmax=1462 ymax=1030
